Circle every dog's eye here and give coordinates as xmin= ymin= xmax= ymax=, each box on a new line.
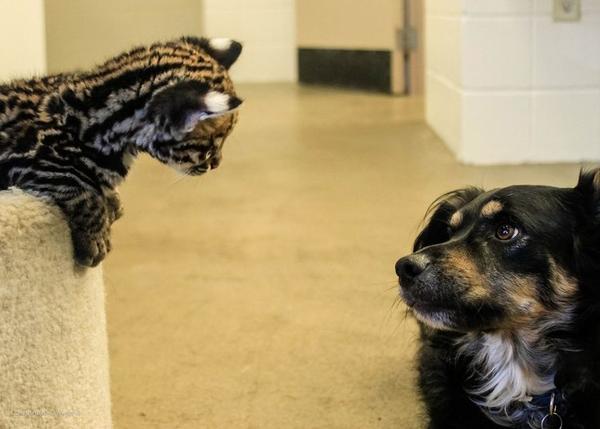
xmin=495 ymin=223 xmax=519 ymax=241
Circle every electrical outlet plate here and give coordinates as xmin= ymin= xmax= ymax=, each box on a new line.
xmin=553 ymin=0 xmax=581 ymax=22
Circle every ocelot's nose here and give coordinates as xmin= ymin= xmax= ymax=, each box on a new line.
xmin=209 ymin=151 xmax=222 ymax=169
xmin=395 ymin=254 xmax=430 ymax=284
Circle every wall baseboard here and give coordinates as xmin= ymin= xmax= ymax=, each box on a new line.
xmin=298 ymin=48 xmax=391 ymax=93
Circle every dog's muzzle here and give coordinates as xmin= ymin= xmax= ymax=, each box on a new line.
xmin=396 ymin=254 xmax=430 ymax=285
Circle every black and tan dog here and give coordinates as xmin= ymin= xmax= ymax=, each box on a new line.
xmin=395 ymin=170 xmax=600 ymax=429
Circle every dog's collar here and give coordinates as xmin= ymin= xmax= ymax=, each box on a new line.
xmin=477 ymin=389 xmax=567 ymax=429
xmin=529 ymin=388 xmax=563 ymax=410
xmin=525 ymin=389 xmax=566 ymax=429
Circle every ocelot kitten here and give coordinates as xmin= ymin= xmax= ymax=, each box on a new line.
xmin=0 ymin=36 xmax=242 ymax=266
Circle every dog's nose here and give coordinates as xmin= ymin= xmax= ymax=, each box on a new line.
xmin=395 ymin=255 xmax=430 ymax=281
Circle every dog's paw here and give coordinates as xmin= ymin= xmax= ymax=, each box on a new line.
xmin=72 ymin=229 xmax=111 ymax=267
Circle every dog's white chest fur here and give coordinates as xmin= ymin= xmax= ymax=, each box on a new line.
xmin=460 ymin=332 xmax=556 ymax=424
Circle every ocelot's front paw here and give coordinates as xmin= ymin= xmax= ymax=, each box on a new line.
xmin=106 ymin=192 xmax=124 ymax=223
xmin=72 ymin=229 xmax=112 ymax=267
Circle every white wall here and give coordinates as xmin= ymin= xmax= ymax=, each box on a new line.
xmin=426 ymin=0 xmax=600 ymax=164
xmin=202 ymin=0 xmax=296 ymax=82
xmin=0 ymin=0 xmax=46 ymax=82
xmin=0 ymin=0 xmax=295 ymax=83
xmin=45 ymin=0 xmax=204 ymax=74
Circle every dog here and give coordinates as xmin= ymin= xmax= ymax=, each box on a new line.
xmin=395 ymin=169 xmax=600 ymax=429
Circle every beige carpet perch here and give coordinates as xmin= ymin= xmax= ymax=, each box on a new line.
xmin=0 ymin=188 xmax=112 ymax=429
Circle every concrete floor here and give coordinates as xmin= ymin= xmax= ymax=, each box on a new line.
xmin=105 ymin=84 xmax=584 ymax=429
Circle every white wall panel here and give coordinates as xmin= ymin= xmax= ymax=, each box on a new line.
xmin=0 ymin=0 xmax=46 ymax=81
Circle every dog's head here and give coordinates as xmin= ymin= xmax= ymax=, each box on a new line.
xmin=395 ymin=170 xmax=600 ymax=332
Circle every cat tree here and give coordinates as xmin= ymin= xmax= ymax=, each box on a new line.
xmin=0 ymin=188 xmax=112 ymax=428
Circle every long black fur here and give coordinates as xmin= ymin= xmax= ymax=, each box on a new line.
xmin=396 ymin=169 xmax=600 ymax=429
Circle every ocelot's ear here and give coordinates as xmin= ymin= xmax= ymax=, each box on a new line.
xmin=182 ymin=36 xmax=242 ymax=69
xmin=205 ymin=38 xmax=243 ymax=69
xmin=414 ymin=187 xmax=483 ymax=251
xmin=148 ymin=81 xmax=242 ymax=133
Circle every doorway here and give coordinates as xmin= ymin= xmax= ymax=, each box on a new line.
xmin=296 ymin=0 xmax=424 ymax=95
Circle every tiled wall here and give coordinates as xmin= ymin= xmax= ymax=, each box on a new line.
xmin=202 ymin=0 xmax=297 ymax=82
xmin=426 ymin=0 xmax=600 ymax=164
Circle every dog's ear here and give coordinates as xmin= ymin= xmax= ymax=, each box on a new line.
xmin=573 ymin=168 xmax=600 ymax=278
xmin=414 ymin=188 xmax=483 ymax=251
xmin=575 ymin=168 xmax=600 ymax=221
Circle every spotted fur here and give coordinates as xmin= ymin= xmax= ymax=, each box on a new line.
xmin=0 ymin=36 xmax=242 ymax=266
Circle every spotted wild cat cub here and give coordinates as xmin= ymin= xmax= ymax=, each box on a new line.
xmin=0 ymin=37 xmax=242 ymax=266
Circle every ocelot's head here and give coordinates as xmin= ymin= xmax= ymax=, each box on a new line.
xmin=141 ymin=37 xmax=243 ymax=175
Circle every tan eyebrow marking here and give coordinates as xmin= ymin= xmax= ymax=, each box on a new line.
xmin=481 ymin=200 xmax=503 ymax=217
xmin=449 ymin=210 xmax=463 ymax=228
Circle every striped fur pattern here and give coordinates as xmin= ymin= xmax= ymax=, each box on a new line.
xmin=0 ymin=36 xmax=243 ymax=266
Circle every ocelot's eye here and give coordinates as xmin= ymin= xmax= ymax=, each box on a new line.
xmin=495 ymin=223 xmax=519 ymax=241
